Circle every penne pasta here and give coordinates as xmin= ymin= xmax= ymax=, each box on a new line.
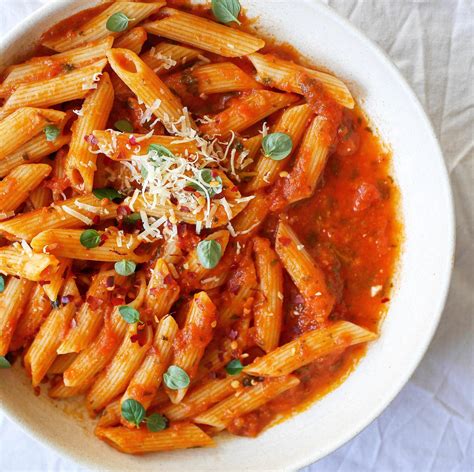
xmin=193 ymin=375 xmax=300 ymax=429
xmin=141 ymin=42 xmax=203 ymax=75
xmin=47 ymin=353 xmax=77 ymax=375
xmin=28 ymin=186 xmax=53 ymax=210
xmin=0 ymin=164 xmax=51 ymax=212
xmin=95 ymin=423 xmax=214 ymax=454
xmin=244 ymin=321 xmax=378 ymax=377
xmin=0 ymin=277 xmax=34 ymax=355
xmin=42 ymin=2 xmax=164 ymax=52
xmin=42 ymin=258 xmax=71 ymax=302
xmin=65 ymin=73 xmax=115 ymax=193
xmin=30 ymin=229 xmax=148 ymax=263
xmin=232 ymin=191 xmax=269 ymax=237
xmin=248 ymin=53 xmax=355 ymax=108
xmin=144 ymin=8 xmax=265 ymax=57
xmin=275 ymin=221 xmax=335 ymax=326
xmin=114 ymin=27 xmax=147 ymax=55
xmin=200 ymin=90 xmax=298 ymax=137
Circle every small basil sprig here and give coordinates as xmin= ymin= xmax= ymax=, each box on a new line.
xmin=188 ymin=169 xmax=223 ymax=197
xmin=44 ymin=125 xmax=60 ymax=142
xmin=148 ymin=144 xmax=175 ymax=159
xmin=93 ymin=187 xmax=123 ymax=201
xmin=262 ymin=132 xmax=293 ymax=161
xmin=121 ymin=399 xmax=168 ymax=431
xmin=80 ymin=229 xmax=101 ymax=249
xmin=226 ymin=359 xmax=243 ymax=375
xmin=0 ymin=356 xmax=11 ymax=368
xmin=197 ymin=239 xmax=222 ymax=269
xmin=163 ymin=365 xmax=190 ymax=390
xmin=106 ymin=12 xmax=130 ymax=33
xmin=211 ymin=0 xmax=241 ymax=25
xmin=118 ymin=306 xmax=141 ymax=324
xmin=114 ymin=119 xmax=133 ymax=133
xmin=114 ymin=260 xmax=136 ymax=276
xmin=0 ymin=275 xmax=5 ymax=293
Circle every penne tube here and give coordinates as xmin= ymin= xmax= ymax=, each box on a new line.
xmin=253 ymin=237 xmax=284 ymax=352
xmin=244 ymin=104 xmax=314 ymax=192
xmin=23 ymin=278 xmax=80 ymax=386
xmin=0 ymin=244 xmax=59 ymax=281
xmin=28 ymin=186 xmax=53 ymax=210
xmin=97 ymin=400 xmax=122 ymax=428
xmin=120 ymin=315 xmax=178 ymax=427
xmin=244 ymin=321 xmax=378 ymax=377
xmin=275 ymin=221 xmax=335 ymax=325
xmin=47 ymin=353 xmax=77 ymax=374
xmin=42 ymin=2 xmax=164 ymax=52
xmin=193 ymin=375 xmax=300 ymax=429
xmin=143 ymin=259 xmax=180 ymax=321
xmin=0 ymin=60 xmax=108 ymax=117
xmin=166 ymin=292 xmax=217 ymax=404
xmin=107 ymin=49 xmax=187 ymax=127
xmin=141 ymin=42 xmax=203 ymax=75
xmin=114 ymin=27 xmax=147 ymax=55
xmin=0 ymin=107 xmax=65 ymax=161
xmin=87 ymin=324 xmax=153 ymax=413
xmin=165 ymin=62 xmax=261 ymax=98
xmin=0 ymin=277 xmax=34 ymax=355
xmin=0 ymin=164 xmax=51 ymax=212
xmin=41 ymin=258 xmax=71 ymax=303
xmin=0 ymin=194 xmax=118 ymax=242
xmin=95 ymin=423 xmax=214 ymax=454
xmin=248 ymin=53 xmax=354 ymax=108
xmin=60 ymin=273 xmax=147 ymax=390
xmin=57 ymin=268 xmax=124 ymax=354
xmin=232 ymin=191 xmax=269 ymax=237
xmin=65 ymin=73 xmax=115 ymax=193
xmin=144 ymin=8 xmax=265 ymax=57
xmin=30 ymin=229 xmax=148 ymax=263
xmin=92 ymin=130 xmax=198 ymax=160
xmin=200 ymin=90 xmax=298 ymax=137
xmin=9 ymin=283 xmax=51 ymax=351
xmin=163 ymin=374 xmax=244 ymax=422
xmin=0 ymin=37 xmax=113 ymax=98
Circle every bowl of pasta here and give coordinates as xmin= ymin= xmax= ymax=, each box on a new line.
xmin=0 ymin=0 xmax=454 ymax=470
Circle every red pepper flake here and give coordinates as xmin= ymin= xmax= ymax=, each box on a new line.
xmin=128 ymin=136 xmax=137 ymax=145
xmin=99 ymin=233 xmax=108 ymax=247
xmin=38 ymin=280 xmax=51 ymax=286
xmin=170 ymin=195 xmax=178 ymax=205
xmin=179 ymin=206 xmax=190 ymax=212
xmin=87 ymin=295 xmax=103 ymax=310
xmin=106 ymin=276 xmax=115 ymax=290
xmin=278 ymin=237 xmax=292 ymax=247
xmin=231 ymin=186 xmax=238 ymax=192
xmin=228 ymin=329 xmax=238 ymax=340
xmin=111 ymin=296 xmax=124 ymax=306
xmin=84 ymin=134 xmax=98 ymax=146
xmin=294 ymin=294 xmax=305 ymax=304
xmin=212 ymin=170 xmax=218 ymax=178
xmin=117 ymin=205 xmax=131 ymax=218
xmin=92 ymin=215 xmax=100 ymax=225
xmin=163 ymin=274 xmax=174 ymax=285
xmin=381 ymin=297 xmax=390 ymax=303
xmin=60 ymin=295 xmax=74 ymax=305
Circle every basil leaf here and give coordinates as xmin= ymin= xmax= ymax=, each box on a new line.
xmin=148 ymin=144 xmax=175 ymax=159
xmin=0 ymin=356 xmax=11 ymax=368
xmin=93 ymin=187 xmax=123 ymax=201
xmin=226 ymin=359 xmax=243 ymax=375
xmin=145 ymin=413 xmax=168 ymax=432
xmin=114 ymin=260 xmax=136 ymax=276
xmin=106 ymin=12 xmax=130 ymax=33
xmin=44 ymin=125 xmax=60 ymax=142
xmin=118 ymin=306 xmax=141 ymax=324
xmin=197 ymin=239 xmax=222 ymax=269
xmin=163 ymin=365 xmax=190 ymax=390
xmin=262 ymin=132 xmax=293 ymax=161
xmin=121 ymin=398 xmax=145 ymax=427
xmin=124 ymin=212 xmax=141 ymax=224
xmin=80 ymin=229 xmax=101 ymax=249
xmin=0 ymin=275 xmax=5 ymax=293
xmin=114 ymin=119 xmax=133 ymax=133
xmin=211 ymin=0 xmax=241 ymax=25
xmin=188 ymin=169 xmax=223 ymax=197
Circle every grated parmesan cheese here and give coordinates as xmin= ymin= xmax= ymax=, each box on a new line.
xmin=62 ymin=205 xmax=93 ymax=225
xmin=21 ymin=240 xmax=33 ymax=257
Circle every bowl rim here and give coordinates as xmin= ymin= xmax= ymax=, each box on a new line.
xmin=0 ymin=0 xmax=455 ymax=470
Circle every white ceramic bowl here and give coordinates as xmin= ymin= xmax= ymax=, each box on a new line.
xmin=0 ymin=1 xmax=455 ymax=470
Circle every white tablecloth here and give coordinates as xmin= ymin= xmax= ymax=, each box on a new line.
xmin=0 ymin=1 xmax=472 ymax=470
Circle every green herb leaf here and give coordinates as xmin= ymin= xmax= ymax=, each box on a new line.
xmin=226 ymin=359 xmax=243 ymax=375
xmin=211 ymin=0 xmax=241 ymax=25
xmin=188 ymin=169 xmax=223 ymax=197
xmin=79 ymin=229 xmax=101 ymax=249
xmin=262 ymin=132 xmax=293 ymax=161
xmin=0 ymin=356 xmax=11 ymax=368
xmin=93 ymin=187 xmax=123 ymax=201
xmin=118 ymin=306 xmax=141 ymax=324
xmin=44 ymin=125 xmax=60 ymax=142
xmin=148 ymin=144 xmax=175 ymax=159
xmin=145 ymin=413 xmax=169 ymax=432
xmin=121 ymin=398 xmax=145 ymax=427
xmin=163 ymin=365 xmax=190 ymax=390
xmin=0 ymin=275 xmax=5 ymax=293
xmin=114 ymin=260 xmax=136 ymax=276
xmin=124 ymin=212 xmax=141 ymax=224
xmin=114 ymin=119 xmax=134 ymax=133
xmin=106 ymin=12 xmax=130 ymax=33
xmin=197 ymin=239 xmax=222 ymax=269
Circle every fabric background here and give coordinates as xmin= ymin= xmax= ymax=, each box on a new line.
xmin=0 ymin=1 xmax=472 ymax=470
